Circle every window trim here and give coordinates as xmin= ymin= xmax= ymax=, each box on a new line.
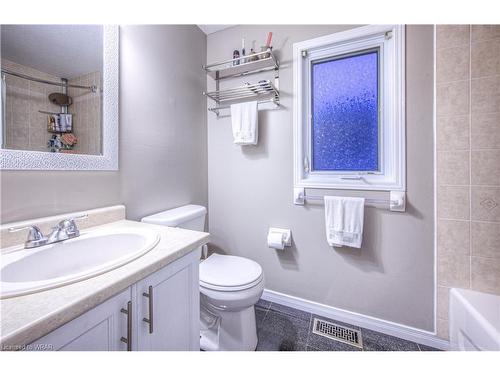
xmin=293 ymin=25 xmax=406 ymax=191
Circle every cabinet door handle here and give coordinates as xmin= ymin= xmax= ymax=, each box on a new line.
xmin=120 ymin=301 xmax=132 ymax=351
xmin=142 ymin=286 xmax=154 ymax=334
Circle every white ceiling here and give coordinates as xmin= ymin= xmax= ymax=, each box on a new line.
xmin=197 ymin=25 xmax=235 ymax=35
xmin=1 ymin=25 xmax=103 ymax=78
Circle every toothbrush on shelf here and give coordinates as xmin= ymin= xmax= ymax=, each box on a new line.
xmin=258 ymin=32 xmax=273 ymax=59
xmin=241 ymin=38 xmax=246 ymax=63
xmin=265 ymin=32 xmax=273 ymax=49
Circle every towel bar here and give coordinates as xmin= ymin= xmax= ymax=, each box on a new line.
xmin=293 ymin=188 xmax=406 ymax=212
xmin=207 ymin=98 xmax=280 ymax=114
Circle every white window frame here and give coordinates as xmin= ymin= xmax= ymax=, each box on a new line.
xmin=293 ymin=25 xmax=405 ymax=191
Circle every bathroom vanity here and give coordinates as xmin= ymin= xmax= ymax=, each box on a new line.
xmin=0 ymin=206 xmax=210 ymax=351
xmin=29 ymin=250 xmax=200 ymax=351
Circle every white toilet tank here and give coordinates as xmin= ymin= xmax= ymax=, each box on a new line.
xmin=141 ymin=204 xmax=206 ymax=231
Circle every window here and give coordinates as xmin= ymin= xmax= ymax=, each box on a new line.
xmin=312 ymin=49 xmax=379 ymax=172
xmin=293 ymin=25 xmax=405 ymax=191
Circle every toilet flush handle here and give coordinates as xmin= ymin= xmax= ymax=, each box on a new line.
xmin=202 ymin=244 xmax=208 ymax=259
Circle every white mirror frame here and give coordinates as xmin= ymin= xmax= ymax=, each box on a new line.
xmin=0 ymin=25 xmax=119 ymax=171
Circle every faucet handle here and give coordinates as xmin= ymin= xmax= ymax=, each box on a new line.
xmin=57 ymin=214 xmax=88 ymax=233
xmin=9 ymin=225 xmax=45 ymax=240
xmin=71 ymin=214 xmax=89 ymax=222
xmin=8 ymin=225 xmax=47 ymax=248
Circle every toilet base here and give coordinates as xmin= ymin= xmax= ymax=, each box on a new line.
xmin=200 ymin=303 xmax=258 ymax=351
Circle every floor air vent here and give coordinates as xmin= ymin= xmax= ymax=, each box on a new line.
xmin=312 ymin=318 xmax=363 ymax=348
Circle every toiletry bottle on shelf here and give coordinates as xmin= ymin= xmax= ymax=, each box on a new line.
xmin=249 ymin=48 xmax=256 ymax=61
xmin=233 ymin=50 xmax=240 ymax=65
xmin=248 ymin=40 xmax=259 ymax=62
xmin=241 ymin=38 xmax=246 ymax=64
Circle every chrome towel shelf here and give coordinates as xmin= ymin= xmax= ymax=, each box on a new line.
xmin=203 ymin=50 xmax=279 ymax=80
xmin=203 ymin=80 xmax=279 ymax=103
xmin=203 ymin=49 xmax=280 ymax=117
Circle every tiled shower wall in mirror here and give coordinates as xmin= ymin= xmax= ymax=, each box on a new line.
xmin=1 ymin=58 xmax=101 ymax=155
xmin=436 ymin=24 xmax=500 ymax=339
xmin=68 ymin=71 xmax=102 ymax=155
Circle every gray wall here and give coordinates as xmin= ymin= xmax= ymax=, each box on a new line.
xmin=207 ymin=25 xmax=435 ymax=330
xmin=0 ymin=25 xmax=207 ymax=223
xmin=0 ymin=24 xmax=435 ymax=332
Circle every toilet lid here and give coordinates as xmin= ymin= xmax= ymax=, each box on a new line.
xmin=200 ymin=254 xmax=263 ymax=291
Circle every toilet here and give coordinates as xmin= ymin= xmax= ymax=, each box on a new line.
xmin=141 ymin=204 xmax=264 ymax=351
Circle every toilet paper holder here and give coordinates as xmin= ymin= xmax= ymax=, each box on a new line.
xmin=267 ymin=227 xmax=292 ymax=249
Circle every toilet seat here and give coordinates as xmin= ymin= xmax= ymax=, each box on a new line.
xmin=200 ymin=254 xmax=263 ymax=292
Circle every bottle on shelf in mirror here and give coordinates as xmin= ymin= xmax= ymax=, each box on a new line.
xmin=233 ymin=50 xmax=240 ymax=66
xmin=241 ymin=38 xmax=246 ymax=64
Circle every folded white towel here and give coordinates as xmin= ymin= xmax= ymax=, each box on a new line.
xmin=324 ymin=196 xmax=365 ymax=248
xmin=230 ymin=101 xmax=258 ymax=145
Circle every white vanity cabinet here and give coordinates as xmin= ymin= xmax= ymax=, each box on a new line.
xmin=135 ymin=249 xmax=199 ymax=351
xmin=28 ymin=249 xmax=200 ymax=351
xmin=29 ymin=288 xmax=131 ymax=351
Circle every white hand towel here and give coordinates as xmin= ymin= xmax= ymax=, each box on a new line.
xmin=324 ymin=196 xmax=365 ymax=248
xmin=230 ymin=101 xmax=258 ymax=145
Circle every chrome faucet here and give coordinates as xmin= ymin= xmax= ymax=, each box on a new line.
xmin=8 ymin=225 xmax=48 ymax=249
xmin=9 ymin=214 xmax=88 ymax=249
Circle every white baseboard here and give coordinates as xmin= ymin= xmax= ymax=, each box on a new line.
xmin=261 ymin=289 xmax=450 ymax=351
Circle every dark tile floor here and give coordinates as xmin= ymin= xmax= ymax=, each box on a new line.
xmin=255 ymin=299 xmax=440 ymax=351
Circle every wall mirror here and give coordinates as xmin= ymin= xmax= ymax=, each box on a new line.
xmin=0 ymin=25 xmax=118 ymax=170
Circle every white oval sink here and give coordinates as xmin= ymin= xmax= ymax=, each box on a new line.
xmin=1 ymin=227 xmax=160 ymax=299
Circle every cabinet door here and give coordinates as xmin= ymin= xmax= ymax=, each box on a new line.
xmin=136 ymin=249 xmax=200 ymax=351
xmin=28 ymin=288 xmax=132 ymax=351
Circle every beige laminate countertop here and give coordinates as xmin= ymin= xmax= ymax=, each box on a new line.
xmin=0 ymin=219 xmax=210 ymax=350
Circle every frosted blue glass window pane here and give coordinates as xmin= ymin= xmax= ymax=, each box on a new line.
xmin=311 ymin=50 xmax=379 ymax=171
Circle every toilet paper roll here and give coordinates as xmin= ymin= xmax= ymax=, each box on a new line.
xmin=267 ymin=231 xmax=285 ymax=250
